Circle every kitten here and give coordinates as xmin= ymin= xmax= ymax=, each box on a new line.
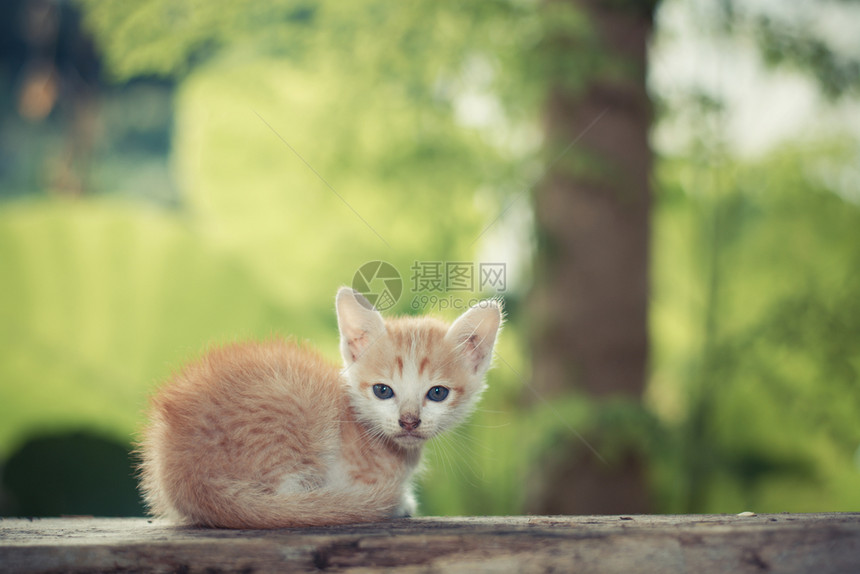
xmin=139 ymin=287 xmax=502 ymax=528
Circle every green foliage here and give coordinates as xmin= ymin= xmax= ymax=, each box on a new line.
xmin=2 ymin=0 xmax=858 ymax=519
xmin=1 ymin=430 xmax=144 ymax=517
xmin=754 ymin=15 xmax=860 ymax=100
xmin=650 ymin=139 xmax=860 ymax=512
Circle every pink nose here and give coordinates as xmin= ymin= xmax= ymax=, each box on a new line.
xmin=399 ymin=416 xmax=421 ymax=431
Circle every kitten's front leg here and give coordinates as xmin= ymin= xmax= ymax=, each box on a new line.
xmin=395 ymin=485 xmax=418 ymax=518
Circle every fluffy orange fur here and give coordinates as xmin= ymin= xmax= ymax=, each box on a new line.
xmin=139 ymin=288 xmax=502 ymax=528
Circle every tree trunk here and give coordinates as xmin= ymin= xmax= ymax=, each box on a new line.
xmin=528 ymin=0 xmax=655 ymax=515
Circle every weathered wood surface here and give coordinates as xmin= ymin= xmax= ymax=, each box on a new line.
xmin=1 ymin=514 xmax=859 ymax=573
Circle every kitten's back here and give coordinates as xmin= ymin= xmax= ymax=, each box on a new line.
xmin=139 ymin=340 xmax=398 ymax=527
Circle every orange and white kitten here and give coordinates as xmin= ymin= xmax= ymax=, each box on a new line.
xmin=139 ymin=287 xmax=502 ymax=528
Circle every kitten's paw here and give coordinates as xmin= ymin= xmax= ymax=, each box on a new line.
xmin=395 ymin=490 xmax=418 ymax=518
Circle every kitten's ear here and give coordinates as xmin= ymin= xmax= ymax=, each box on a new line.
xmin=445 ymin=300 xmax=503 ymax=376
xmin=336 ymin=287 xmax=386 ymax=365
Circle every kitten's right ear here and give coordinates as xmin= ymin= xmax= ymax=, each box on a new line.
xmin=336 ymin=287 xmax=385 ymax=365
xmin=445 ymin=299 xmax=503 ymax=377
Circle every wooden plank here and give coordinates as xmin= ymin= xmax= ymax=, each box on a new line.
xmin=2 ymin=514 xmax=859 ymax=573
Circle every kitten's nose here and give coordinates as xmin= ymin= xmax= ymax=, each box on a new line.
xmin=399 ymin=415 xmax=421 ymax=431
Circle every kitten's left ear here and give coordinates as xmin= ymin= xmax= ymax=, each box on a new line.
xmin=336 ymin=287 xmax=386 ymax=365
xmin=445 ymin=300 xmax=503 ymax=376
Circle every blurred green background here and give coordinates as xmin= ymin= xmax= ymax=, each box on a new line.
xmin=0 ymin=0 xmax=858 ymax=517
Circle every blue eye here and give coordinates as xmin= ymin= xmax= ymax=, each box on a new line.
xmin=427 ymin=386 xmax=449 ymax=402
xmin=373 ymin=384 xmax=394 ymax=400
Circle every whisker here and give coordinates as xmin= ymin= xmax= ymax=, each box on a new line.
xmin=471 ymin=406 xmax=508 ymax=415
xmin=430 ymin=432 xmax=484 ymax=487
xmin=461 ymin=421 xmax=512 ymax=430
xmin=447 ymin=427 xmax=495 ymax=456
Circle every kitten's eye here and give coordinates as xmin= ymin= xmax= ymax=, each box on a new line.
xmin=426 ymin=386 xmax=450 ymax=402
xmin=372 ymin=384 xmax=395 ymax=400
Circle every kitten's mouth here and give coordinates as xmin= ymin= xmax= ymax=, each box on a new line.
xmin=393 ymin=432 xmax=427 ymax=446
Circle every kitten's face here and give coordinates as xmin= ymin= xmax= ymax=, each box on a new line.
xmin=336 ymin=289 xmax=502 ymax=449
